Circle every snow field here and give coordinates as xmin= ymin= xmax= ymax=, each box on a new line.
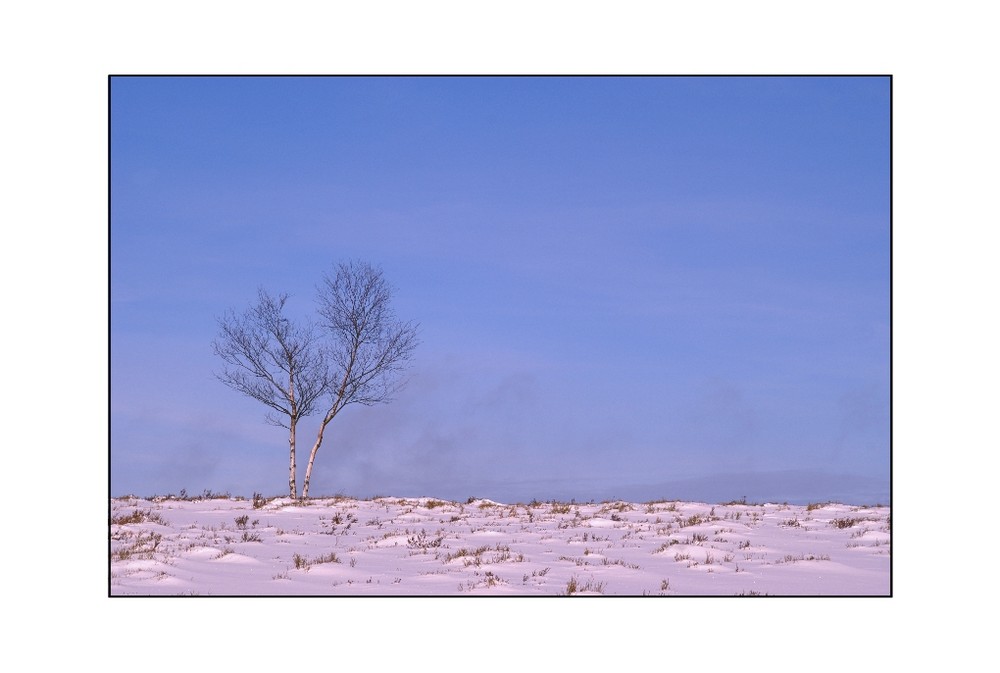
xmin=110 ymin=495 xmax=890 ymax=596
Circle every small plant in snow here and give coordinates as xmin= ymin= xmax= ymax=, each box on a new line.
xmin=110 ymin=508 xmax=167 ymax=526
xmin=831 ymin=517 xmax=861 ymax=529
xmin=561 ymin=576 xmax=604 ymax=595
xmin=112 ymin=531 xmax=163 ymax=561
xmin=406 ymin=529 xmax=444 ymax=551
xmin=654 ymin=540 xmax=678 ymax=553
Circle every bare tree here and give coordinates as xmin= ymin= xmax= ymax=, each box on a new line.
xmin=300 ymin=260 xmax=420 ymax=498
xmin=212 ymin=288 xmax=328 ymax=498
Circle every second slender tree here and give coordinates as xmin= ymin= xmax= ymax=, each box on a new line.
xmin=300 ymin=260 xmax=420 ymax=498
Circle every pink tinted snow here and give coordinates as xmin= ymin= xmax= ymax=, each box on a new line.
xmin=110 ymin=496 xmax=890 ymax=596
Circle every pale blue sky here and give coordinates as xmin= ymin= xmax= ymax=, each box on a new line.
xmin=111 ymin=76 xmax=890 ymax=504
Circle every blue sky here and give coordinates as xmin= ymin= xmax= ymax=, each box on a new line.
xmin=111 ymin=76 xmax=889 ymax=505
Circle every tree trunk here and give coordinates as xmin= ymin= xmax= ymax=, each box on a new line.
xmin=288 ymin=417 xmax=298 ymax=499
xmin=301 ymin=421 xmax=330 ymax=499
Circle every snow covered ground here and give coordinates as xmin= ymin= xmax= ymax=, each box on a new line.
xmin=110 ymin=494 xmax=890 ymax=596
